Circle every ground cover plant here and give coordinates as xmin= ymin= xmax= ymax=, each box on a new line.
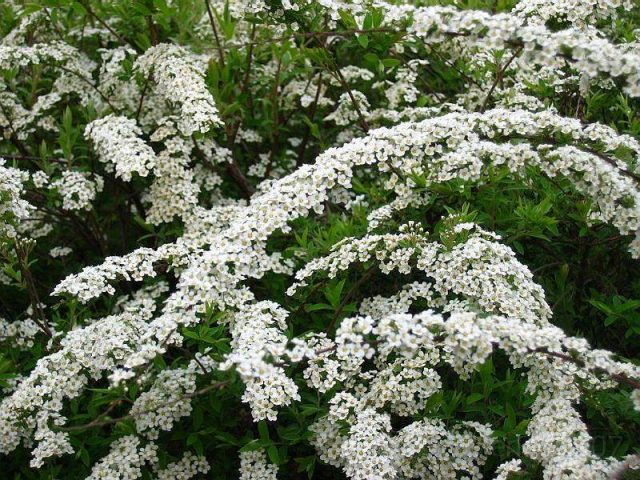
xmin=1 ymin=0 xmax=640 ymax=478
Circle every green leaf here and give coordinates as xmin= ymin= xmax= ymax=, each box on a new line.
xmin=267 ymin=445 xmax=280 ymax=465
xmin=356 ymin=34 xmax=369 ymax=49
xmin=466 ymin=393 xmax=484 ymax=404
xmin=338 ymin=10 xmax=357 ymax=28
xmin=381 ymin=58 xmax=401 ymax=68
xmin=305 ymin=303 xmax=334 ymax=312
xmin=258 ymin=420 xmax=270 ymax=441
xmin=240 ymin=439 xmax=273 ymax=452
xmin=362 ymin=12 xmax=373 ymax=30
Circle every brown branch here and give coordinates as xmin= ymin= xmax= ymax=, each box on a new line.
xmin=425 ymin=43 xmax=481 ymax=88
xmin=14 ymin=241 xmax=53 ymax=337
xmin=227 ymin=23 xmax=257 ymax=146
xmin=77 ymin=0 xmax=131 ymax=47
xmin=297 ymin=72 xmax=324 ymax=166
xmin=323 ymin=50 xmax=369 ymax=132
xmin=146 ymin=16 xmax=159 ymax=46
xmin=480 ymin=45 xmax=523 ymax=112
xmin=533 ymin=348 xmax=640 ymax=390
xmin=204 ymin=0 xmax=226 ymax=69
xmin=55 ymin=64 xmax=120 ymax=113
xmin=226 ymin=161 xmax=254 ymax=199
xmin=511 ymin=134 xmax=640 ymax=184
xmin=582 ymin=145 xmax=640 ymax=184
xmin=192 ymin=137 xmax=254 ymax=199
xmin=58 ymin=381 xmax=229 ymax=432
xmin=237 ymin=27 xmax=402 ymax=51
xmin=135 ymin=71 xmax=153 ymax=122
xmin=0 ymin=154 xmax=65 ymax=164
xmin=266 ymin=48 xmax=284 ymax=177
xmin=0 ymin=103 xmax=33 ymax=157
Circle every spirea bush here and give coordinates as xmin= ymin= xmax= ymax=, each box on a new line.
xmin=1 ymin=0 xmax=640 ymax=478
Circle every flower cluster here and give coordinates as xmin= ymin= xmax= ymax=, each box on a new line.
xmin=85 ymin=115 xmax=157 ymax=181
xmin=50 ymin=171 xmax=104 ymax=211
xmin=156 ymin=453 xmax=210 ymax=480
xmin=85 ymin=435 xmax=158 ymax=480
xmin=220 ymin=301 xmax=300 ymax=421
xmin=134 ymin=44 xmax=222 ymax=136
xmin=0 ymin=158 xmax=33 ymax=240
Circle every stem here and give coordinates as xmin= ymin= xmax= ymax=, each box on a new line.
xmin=266 ymin=48 xmax=284 ymax=177
xmin=14 ymin=241 xmax=53 ymax=337
xmin=321 ymin=43 xmax=369 ymax=132
xmin=77 ymin=0 xmax=132 ymax=48
xmin=55 ymin=64 xmax=120 ymax=113
xmin=533 ymin=348 xmax=640 ymax=390
xmin=135 ymin=72 xmax=153 ymax=122
xmin=58 ymin=381 xmax=229 ymax=432
xmin=204 ymin=0 xmax=226 ymax=69
xmin=480 ymin=46 xmax=523 ymax=112
xmin=297 ymin=72 xmax=324 ymax=166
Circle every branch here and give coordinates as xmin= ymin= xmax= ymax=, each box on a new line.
xmin=77 ymin=0 xmax=132 ymax=48
xmin=266 ymin=47 xmax=284 ymax=177
xmin=14 ymin=241 xmax=53 ymax=338
xmin=317 ymin=38 xmax=369 ymax=132
xmin=55 ymin=64 xmax=120 ymax=113
xmin=297 ymin=72 xmax=324 ymax=166
xmin=226 ymin=161 xmax=255 ymax=199
xmin=58 ymin=381 xmax=229 ymax=432
xmin=480 ymin=45 xmax=523 ymax=112
xmin=204 ymin=0 xmax=226 ymax=69
xmin=533 ymin=348 xmax=640 ymax=390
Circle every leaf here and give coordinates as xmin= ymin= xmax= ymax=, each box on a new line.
xmin=240 ymin=439 xmax=273 ymax=452
xmin=362 ymin=12 xmax=373 ymax=30
xmin=305 ymin=303 xmax=334 ymax=312
xmin=267 ymin=445 xmax=280 ymax=465
xmin=466 ymin=393 xmax=484 ymax=404
xmin=258 ymin=420 xmax=270 ymax=441
xmin=381 ymin=58 xmax=401 ymax=68
xmin=338 ymin=10 xmax=357 ymax=28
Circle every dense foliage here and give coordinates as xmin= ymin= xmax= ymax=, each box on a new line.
xmin=1 ymin=0 xmax=640 ymax=478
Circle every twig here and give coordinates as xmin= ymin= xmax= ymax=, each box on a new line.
xmin=204 ymin=0 xmax=226 ymax=69
xmin=317 ymin=39 xmax=369 ymax=132
xmin=135 ymin=71 xmax=153 ymax=122
xmin=77 ymin=0 xmax=132 ymax=47
xmin=55 ymin=64 xmax=120 ymax=113
xmin=237 ymin=27 xmax=402 ymax=51
xmin=226 ymin=161 xmax=255 ymax=199
xmin=297 ymin=72 xmax=324 ymax=166
xmin=425 ymin=43 xmax=481 ymax=88
xmin=58 ymin=381 xmax=229 ymax=432
xmin=146 ymin=15 xmax=159 ymax=46
xmin=192 ymin=137 xmax=254 ymax=199
xmin=14 ymin=241 xmax=53 ymax=337
xmin=266 ymin=47 xmax=284 ymax=177
xmin=227 ymin=23 xmax=257 ymax=146
xmin=0 ymin=154 xmax=65 ymax=164
xmin=533 ymin=348 xmax=640 ymax=390
xmin=480 ymin=46 xmax=523 ymax=112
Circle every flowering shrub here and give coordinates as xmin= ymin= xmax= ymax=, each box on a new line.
xmin=1 ymin=0 xmax=640 ymax=478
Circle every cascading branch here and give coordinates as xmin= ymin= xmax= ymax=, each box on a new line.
xmin=1 ymin=0 xmax=640 ymax=478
